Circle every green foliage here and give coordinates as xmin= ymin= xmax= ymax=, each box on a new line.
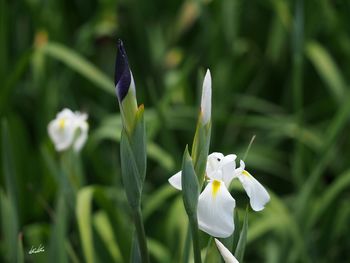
xmin=181 ymin=146 xmax=201 ymax=263
xmin=181 ymin=146 xmax=200 ymax=217
xmin=1 ymin=0 xmax=350 ymax=262
xmin=120 ymin=106 xmax=146 ymax=209
xmin=234 ymin=208 xmax=248 ymax=262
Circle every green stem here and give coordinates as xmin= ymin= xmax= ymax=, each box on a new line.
xmin=183 ymin=225 xmax=191 ymax=263
xmin=203 ymin=237 xmax=213 ymax=263
xmin=189 ymin=216 xmax=202 ymax=263
xmin=132 ymin=207 xmax=150 ymax=263
xmin=292 ymin=0 xmax=304 ymax=187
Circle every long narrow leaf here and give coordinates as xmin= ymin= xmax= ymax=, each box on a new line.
xmin=41 ymin=42 xmax=114 ymax=94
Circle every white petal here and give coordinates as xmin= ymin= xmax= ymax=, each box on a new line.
xmin=73 ymin=120 xmax=88 ymax=152
xmin=168 ymin=171 xmax=182 ymax=190
xmin=57 ymin=108 xmax=75 ymax=119
xmin=74 ymin=111 xmax=88 ymax=122
xmin=48 ymin=109 xmax=89 ymax=152
xmin=200 ymin=69 xmax=212 ymax=125
xmin=48 ymin=115 xmax=76 ymax=151
xmin=214 ymin=239 xmax=239 ymax=263
xmin=220 ymin=154 xmax=237 ymax=187
xmin=197 ymin=180 xmax=235 ymax=238
xmin=237 ymin=161 xmax=270 ymax=211
xmin=207 ymin=152 xmax=225 ymax=175
xmin=207 ymin=153 xmax=237 ymax=188
xmin=130 ymin=71 xmax=136 ymax=95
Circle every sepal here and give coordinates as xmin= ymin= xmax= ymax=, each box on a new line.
xmin=181 ymin=145 xmax=199 ymax=217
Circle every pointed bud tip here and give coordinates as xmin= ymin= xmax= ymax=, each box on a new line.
xmin=117 ymin=39 xmax=126 ymax=57
xmin=201 ymin=68 xmax=212 ymax=125
xmin=205 ymin=68 xmax=211 ymax=79
xmin=115 ymin=39 xmax=131 ymax=101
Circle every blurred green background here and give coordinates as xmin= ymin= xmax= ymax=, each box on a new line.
xmin=1 ymin=0 xmax=350 ymax=262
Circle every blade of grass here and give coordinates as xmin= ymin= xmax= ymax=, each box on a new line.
xmin=76 ymin=186 xmax=96 ymax=263
xmin=1 ymin=120 xmax=18 ymax=211
xmin=0 ymin=190 xmax=19 ymax=262
xmin=49 ymin=195 xmax=68 ymax=263
xmin=41 ymin=42 xmax=114 ymax=94
xmin=291 ymin=0 xmax=304 ymax=187
xmin=296 ymin=92 xmax=350 ymax=219
xmin=305 ymin=41 xmax=346 ymax=102
xmin=17 ymin=233 xmax=24 ymax=263
xmin=143 ymin=185 xmax=177 ymax=220
xmin=307 ymin=169 xmax=350 ymax=228
xmin=93 ymin=211 xmax=123 ymax=262
xmin=234 ymin=208 xmax=248 ymax=262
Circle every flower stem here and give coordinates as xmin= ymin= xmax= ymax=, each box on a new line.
xmin=189 ymin=216 xmax=202 ymax=263
xmin=182 ymin=225 xmax=191 ymax=263
xmin=132 ymin=207 xmax=150 ymax=263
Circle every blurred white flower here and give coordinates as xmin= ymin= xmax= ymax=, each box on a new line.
xmin=214 ymin=238 xmax=239 ymax=263
xmin=168 ymin=152 xmax=270 ymax=237
xmin=48 ymin=108 xmax=88 ymax=152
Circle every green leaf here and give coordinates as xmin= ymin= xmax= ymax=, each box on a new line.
xmin=191 ymin=121 xmax=211 ymax=186
xmin=49 ymin=195 xmax=68 ymax=263
xmin=93 ymin=211 xmax=123 ymax=262
xmin=130 ymin=233 xmax=141 ymax=263
xmin=308 ymin=169 xmax=350 ymax=228
xmin=147 ymin=238 xmax=171 ymax=262
xmin=90 ymin=113 xmax=175 ymax=171
xmin=2 ymin=119 xmax=18 ymax=211
xmin=41 ymin=42 xmax=114 ymax=94
xmin=181 ymin=145 xmax=199 ymax=217
xmin=17 ymin=233 xmax=24 ymax=263
xmin=181 ymin=146 xmax=201 ymax=263
xmin=234 ymin=208 xmax=248 ymax=262
xmin=76 ymin=187 xmax=96 ymax=263
xmin=120 ymin=129 xmax=142 ymax=209
xmin=306 ymin=41 xmax=346 ymax=102
xmin=0 ymin=189 xmax=19 ymax=262
xmin=143 ymin=185 xmax=177 ymax=220
xmin=129 ymin=106 xmax=147 ymax=183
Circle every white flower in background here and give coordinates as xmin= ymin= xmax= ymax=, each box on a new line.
xmin=168 ymin=152 xmax=270 ymax=238
xmin=214 ymin=239 xmax=239 ymax=263
xmin=48 ymin=108 xmax=88 ymax=152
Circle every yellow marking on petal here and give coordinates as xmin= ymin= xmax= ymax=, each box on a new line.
xmin=58 ymin=118 xmax=66 ymax=129
xmin=243 ymin=170 xmax=251 ymax=177
xmin=212 ymin=180 xmax=221 ymax=197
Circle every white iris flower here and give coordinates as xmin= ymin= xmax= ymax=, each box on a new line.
xmin=168 ymin=152 xmax=270 ymax=238
xmin=214 ymin=238 xmax=239 ymax=263
xmin=48 ymin=108 xmax=88 ymax=152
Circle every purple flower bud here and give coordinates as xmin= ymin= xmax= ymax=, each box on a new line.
xmin=115 ymin=39 xmax=132 ymax=101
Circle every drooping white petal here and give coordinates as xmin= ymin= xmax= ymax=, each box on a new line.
xmin=214 ymin=239 xmax=239 ymax=263
xmin=234 ymin=159 xmax=245 ymax=176
xmin=73 ymin=119 xmax=89 ymax=152
xmin=200 ymin=69 xmax=212 ymax=125
xmin=168 ymin=171 xmax=182 ymax=190
xmin=237 ymin=160 xmax=270 ymax=211
xmin=197 ymin=180 xmax=235 ymax=238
